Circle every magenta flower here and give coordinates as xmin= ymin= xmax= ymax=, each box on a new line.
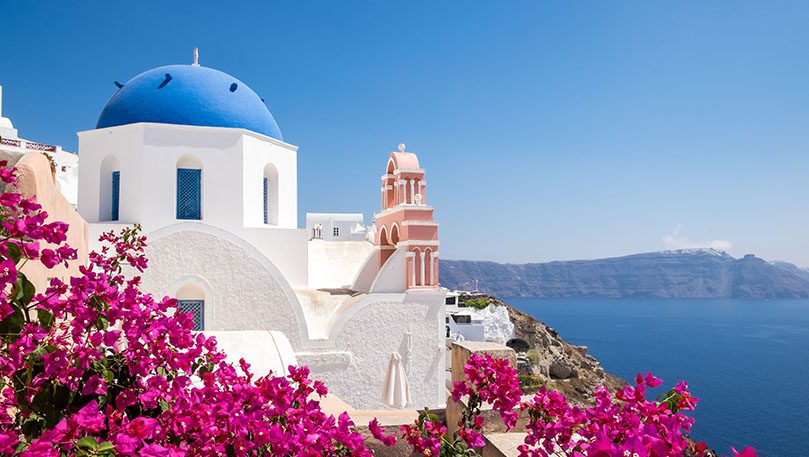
xmin=368 ymin=418 xmax=397 ymax=447
xmin=731 ymin=446 xmax=758 ymax=457
xmin=458 ymin=427 xmax=485 ymax=448
xmin=81 ymin=375 xmax=108 ymax=395
xmin=126 ymin=417 xmax=158 ymax=439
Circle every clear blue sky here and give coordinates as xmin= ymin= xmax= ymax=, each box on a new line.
xmin=1 ymin=1 xmax=807 ymax=266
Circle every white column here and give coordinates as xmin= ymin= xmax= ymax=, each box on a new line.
xmin=425 ymin=251 xmax=432 ymax=285
xmin=409 ymin=179 xmax=415 ymax=205
xmin=431 ymin=251 xmax=439 ymax=286
xmin=408 ymin=252 xmax=416 ymax=288
xmin=420 ymin=251 xmax=426 ymax=286
xmin=399 ymin=179 xmax=405 ymax=205
xmin=419 ymin=181 xmax=426 ymax=205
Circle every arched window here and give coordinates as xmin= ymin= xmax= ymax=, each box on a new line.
xmin=390 ymin=223 xmax=400 ymax=245
xmin=176 ymin=155 xmax=202 ymax=220
xmin=378 ymin=225 xmax=388 ymax=246
xmin=384 ymin=159 xmax=396 ymax=209
xmin=99 ymin=156 xmax=120 ymax=222
xmin=263 ymin=163 xmax=279 ymax=225
xmin=176 ymin=283 xmax=205 ymax=331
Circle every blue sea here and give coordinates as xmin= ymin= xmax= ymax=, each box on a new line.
xmin=506 ymin=298 xmax=809 ymax=457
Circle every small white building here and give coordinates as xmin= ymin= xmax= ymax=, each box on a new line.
xmin=72 ymin=58 xmax=446 ymax=410
xmin=0 ymin=85 xmax=78 ymax=206
xmin=306 ymin=213 xmax=367 ymax=241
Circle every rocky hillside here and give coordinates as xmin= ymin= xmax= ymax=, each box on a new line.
xmin=462 ymin=294 xmax=626 ymax=406
xmin=771 ymin=260 xmax=809 ymax=283
xmin=463 ymin=295 xmax=719 ymax=455
xmin=441 ymin=249 xmax=809 ymax=299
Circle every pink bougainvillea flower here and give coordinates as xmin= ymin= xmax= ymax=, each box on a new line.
xmin=458 ymin=427 xmax=485 ymax=448
xmin=0 ymin=431 xmax=18 ymax=453
xmin=126 ymin=417 xmax=158 ymax=439
xmin=731 ymin=446 xmax=758 ymax=457
xmin=644 ymin=371 xmax=663 ymax=388
xmin=368 ymin=418 xmax=397 ymax=447
xmin=81 ymin=374 xmax=108 ymax=396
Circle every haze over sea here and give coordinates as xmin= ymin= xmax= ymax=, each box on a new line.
xmin=507 ymin=298 xmax=809 ymax=457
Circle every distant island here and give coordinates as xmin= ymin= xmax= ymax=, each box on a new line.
xmin=440 ymin=249 xmax=809 ymax=299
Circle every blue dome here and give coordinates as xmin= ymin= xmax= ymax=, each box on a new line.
xmin=96 ymin=64 xmax=283 ymax=140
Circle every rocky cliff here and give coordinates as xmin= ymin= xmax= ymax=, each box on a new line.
xmin=460 ymin=295 xmax=720 ymax=455
xmin=463 ymin=294 xmax=626 ymax=406
xmin=441 ymin=249 xmax=809 ymax=299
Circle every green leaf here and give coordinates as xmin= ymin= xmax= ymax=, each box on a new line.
xmin=75 ymin=436 xmax=98 ymax=450
xmin=52 ymin=383 xmax=71 ymax=411
xmin=97 ymin=441 xmax=115 ymax=452
xmin=0 ymin=304 xmax=25 ymax=337
xmin=37 ymin=309 xmax=54 ymax=330
xmin=101 ymin=368 xmax=114 ymax=383
xmin=17 ymin=272 xmax=36 ymax=306
xmin=94 ymin=314 xmax=109 ymax=331
xmin=6 ymin=242 xmax=22 ymax=263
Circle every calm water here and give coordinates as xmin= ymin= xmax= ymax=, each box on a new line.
xmin=506 ymin=298 xmax=809 ymax=457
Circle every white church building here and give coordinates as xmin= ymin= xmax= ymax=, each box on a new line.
xmin=71 ymin=56 xmax=445 ymax=409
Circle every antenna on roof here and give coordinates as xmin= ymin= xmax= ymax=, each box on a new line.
xmin=192 ymin=47 xmax=200 ymax=66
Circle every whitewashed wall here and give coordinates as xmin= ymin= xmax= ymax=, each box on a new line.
xmin=242 ymin=134 xmax=297 ymax=229
xmin=137 ymin=226 xmax=445 ymax=409
xmin=79 ymin=123 xmax=308 ymax=287
xmin=298 ymin=291 xmax=446 ymax=410
xmin=307 ymin=240 xmax=374 ymax=289
xmin=138 ymin=226 xmax=310 ymax=347
xmin=78 ymin=123 xmax=298 ymax=230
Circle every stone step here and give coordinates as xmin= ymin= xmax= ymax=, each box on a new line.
xmin=482 ymin=432 xmax=527 ymax=457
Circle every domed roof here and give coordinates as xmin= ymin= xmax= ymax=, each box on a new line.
xmin=96 ymin=64 xmax=283 ymax=140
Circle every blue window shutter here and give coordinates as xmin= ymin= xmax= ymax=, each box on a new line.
xmin=111 ymin=171 xmax=120 ymax=221
xmin=263 ymin=177 xmax=269 ymax=224
xmin=177 ymin=300 xmax=204 ymax=331
xmin=177 ymin=168 xmax=201 ymax=220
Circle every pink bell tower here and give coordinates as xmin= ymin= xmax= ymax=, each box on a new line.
xmin=375 ymin=144 xmax=439 ymax=289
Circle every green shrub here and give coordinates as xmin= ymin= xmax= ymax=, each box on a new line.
xmin=465 ymin=298 xmax=490 ymax=309
xmin=525 ymin=348 xmax=543 ymax=365
xmin=519 ymin=373 xmax=545 ymax=393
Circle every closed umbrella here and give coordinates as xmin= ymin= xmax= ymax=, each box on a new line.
xmin=381 ymin=352 xmax=411 ymax=408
